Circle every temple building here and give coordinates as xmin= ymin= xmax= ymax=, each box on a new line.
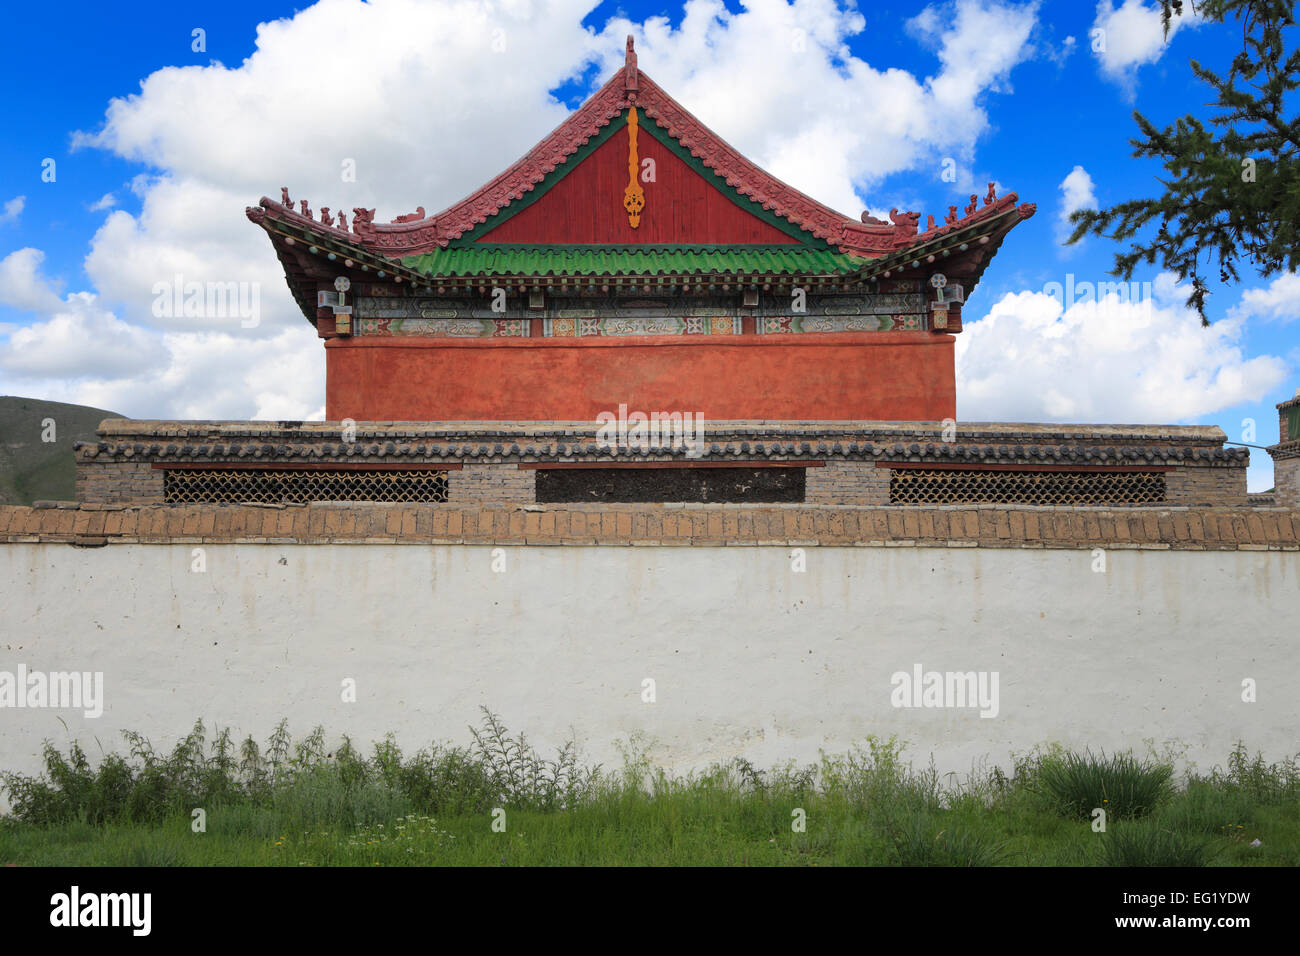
xmin=73 ymin=39 xmax=1252 ymax=509
xmin=248 ymin=38 xmax=1033 ymax=424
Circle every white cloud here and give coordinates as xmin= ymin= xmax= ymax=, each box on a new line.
xmin=0 ymin=247 xmax=322 ymax=417
xmin=592 ymin=0 xmax=1040 ymax=214
xmin=66 ymin=326 xmax=325 ymax=421
xmin=0 ymin=248 xmax=159 ymax=380
xmin=1229 ymin=272 xmax=1300 ymax=323
xmin=1055 ymin=34 xmax=1077 ymax=65
xmin=72 ymin=0 xmax=602 ymax=220
xmin=1091 ymin=0 xmax=1197 ymax=91
xmin=65 ymin=0 xmax=619 ymax=353
xmin=955 ymin=273 xmax=1289 ymax=422
xmin=0 ymin=298 xmax=324 ymax=419
xmin=87 ymin=193 xmax=118 ymax=212
xmin=0 ymin=0 xmax=1043 ymax=420
xmin=0 ymin=249 xmax=66 ymax=314
xmin=0 ymin=196 xmax=25 ymax=226
xmin=0 ymin=296 xmax=159 ymax=380
xmin=84 ymin=179 xmax=298 ymax=336
xmin=1056 ymin=164 xmax=1097 ymax=244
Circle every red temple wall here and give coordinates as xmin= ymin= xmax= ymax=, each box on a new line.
xmin=324 ymin=333 xmax=955 ymax=422
xmin=474 ymin=123 xmax=800 ymax=245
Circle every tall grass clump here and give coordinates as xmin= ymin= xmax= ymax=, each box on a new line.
xmin=1207 ymin=744 xmax=1300 ymax=806
xmin=0 ymin=708 xmax=595 ymax=827
xmin=468 ymin=708 xmax=601 ymax=810
xmin=1034 ymin=750 xmax=1173 ymax=821
xmin=889 ymin=813 xmax=1009 ymax=866
xmin=1155 ymin=781 xmax=1256 ymax=836
xmin=818 ymin=736 xmax=942 ymax=818
xmin=1 ymin=721 xmax=242 ymax=825
xmin=1097 ymin=822 xmax=1218 ymax=867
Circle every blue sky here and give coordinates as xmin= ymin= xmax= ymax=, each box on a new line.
xmin=0 ymin=0 xmax=1294 ymax=490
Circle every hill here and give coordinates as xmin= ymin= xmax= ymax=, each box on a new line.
xmin=0 ymin=396 xmax=126 ymax=505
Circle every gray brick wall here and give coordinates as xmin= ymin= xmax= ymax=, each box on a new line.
xmin=76 ymin=461 xmax=165 ymax=504
xmin=71 ymin=449 xmax=1252 ymax=510
xmin=447 ymin=463 xmax=535 ymax=503
xmin=1272 ymin=455 xmax=1300 ymax=509
xmin=805 ymin=460 xmax=888 ymax=505
xmin=1165 ymin=465 xmax=1247 ymax=507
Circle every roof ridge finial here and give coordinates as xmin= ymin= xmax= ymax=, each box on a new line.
xmin=624 ymin=35 xmax=639 ymax=96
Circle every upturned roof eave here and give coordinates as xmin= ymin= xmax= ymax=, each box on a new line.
xmin=850 ymin=201 xmax=1038 ymax=282
xmin=250 ymin=190 xmax=1035 ymax=321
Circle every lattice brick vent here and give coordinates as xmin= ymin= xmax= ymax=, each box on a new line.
xmin=164 ymin=469 xmax=449 ymax=504
xmin=889 ymin=469 xmax=1165 ymax=506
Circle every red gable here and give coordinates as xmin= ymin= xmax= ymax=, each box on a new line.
xmin=472 ymin=111 xmax=802 ymax=246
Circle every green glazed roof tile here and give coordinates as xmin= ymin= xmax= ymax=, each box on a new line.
xmin=400 ymin=244 xmax=868 ymax=277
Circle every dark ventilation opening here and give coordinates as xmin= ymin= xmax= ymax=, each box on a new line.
xmin=536 ymin=466 xmax=806 ymax=503
xmin=163 ymin=468 xmax=450 ymax=504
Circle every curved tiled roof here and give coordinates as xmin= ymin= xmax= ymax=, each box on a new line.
xmin=400 ymin=244 xmax=863 ymax=277
xmin=250 ymin=41 xmax=1034 ymax=260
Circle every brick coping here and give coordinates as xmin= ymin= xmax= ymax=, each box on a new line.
xmin=2 ymin=503 xmax=1296 ymax=551
xmin=78 ymin=421 xmax=1246 ymax=472
xmin=93 ymin=418 xmax=1227 ymax=443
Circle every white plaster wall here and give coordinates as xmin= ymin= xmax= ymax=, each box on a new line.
xmin=0 ymin=543 xmax=1296 ymax=797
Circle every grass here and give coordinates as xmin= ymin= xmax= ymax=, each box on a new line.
xmin=1 ymin=711 xmax=1297 ymax=867
xmin=1097 ymin=822 xmax=1219 ymax=867
xmin=1034 ymin=749 xmax=1174 ymax=821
